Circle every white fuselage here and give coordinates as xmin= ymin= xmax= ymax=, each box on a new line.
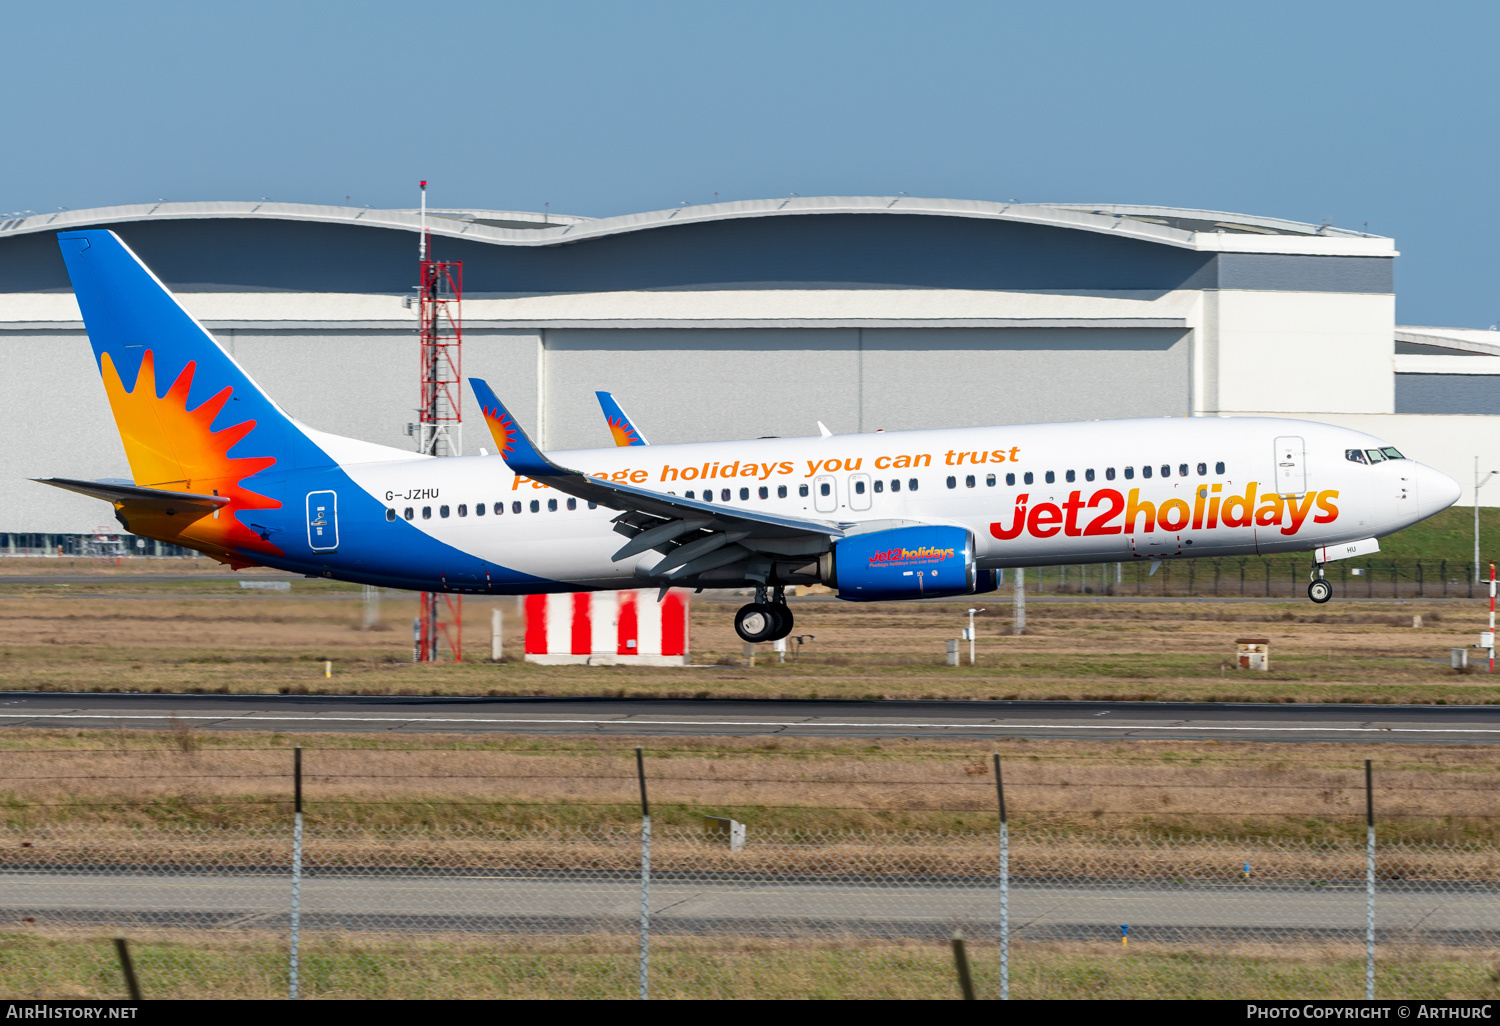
xmin=332 ymin=416 xmax=1458 ymax=592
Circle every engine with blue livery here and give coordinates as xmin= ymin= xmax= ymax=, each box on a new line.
xmin=825 ymin=525 xmax=996 ymax=601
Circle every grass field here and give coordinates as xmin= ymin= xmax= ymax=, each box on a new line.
xmin=4 ymin=932 xmax=1491 ymax=1000
xmin=1 ymin=727 xmax=1499 ymax=843
xmin=2 ymin=560 xmax=1500 ymax=703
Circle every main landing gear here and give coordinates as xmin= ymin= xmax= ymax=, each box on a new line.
xmin=1308 ymin=563 xmax=1333 ymax=604
xmin=735 ymin=586 xmax=795 ymax=643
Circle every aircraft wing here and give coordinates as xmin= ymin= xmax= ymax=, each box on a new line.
xmin=35 ymin=477 xmax=229 ymax=515
xmin=471 ymin=378 xmax=841 ymax=582
xmin=595 ymin=391 xmax=650 ymax=446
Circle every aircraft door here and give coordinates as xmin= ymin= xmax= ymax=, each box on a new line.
xmin=306 ymin=490 xmax=339 ymax=551
xmin=1274 ymin=436 xmax=1306 ymax=496
xmin=814 ymin=475 xmax=838 ymax=513
xmin=848 ymin=473 xmax=872 ymax=511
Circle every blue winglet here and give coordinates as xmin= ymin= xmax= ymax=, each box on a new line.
xmin=595 ymin=390 xmax=650 ymax=446
xmin=469 ymin=378 xmax=554 ymax=477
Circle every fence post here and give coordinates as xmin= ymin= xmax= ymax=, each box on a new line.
xmin=994 ymin=753 xmax=1008 ymax=1000
xmin=1365 ymin=758 xmax=1375 ymax=1001
xmin=1013 ymin=569 xmax=1026 ymax=636
xmin=290 ymin=746 xmax=303 ymax=1001
xmin=636 ymin=747 xmax=650 ymax=1000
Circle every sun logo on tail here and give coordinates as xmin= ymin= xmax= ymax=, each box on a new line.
xmin=100 ymin=349 xmax=283 ymax=565
xmin=482 ymin=403 xmax=517 ymax=457
xmin=606 ymin=415 xmax=641 ymax=447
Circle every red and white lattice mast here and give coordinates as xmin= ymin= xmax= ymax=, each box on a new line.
xmin=415 ymin=180 xmax=463 ymax=663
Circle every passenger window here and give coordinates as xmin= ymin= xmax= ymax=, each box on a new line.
xmin=1142 ymin=466 xmax=1152 ymax=479
xmin=874 ymin=479 xmax=884 ymax=493
xmin=1045 ymin=471 xmax=1056 ymax=484
xmin=545 ymin=499 xmax=555 ymax=512
xmin=457 ymin=504 xmax=467 ymax=517
xmin=855 ymin=480 xmax=866 ymax=494
xmin=965 ymin=475 xmax=975 ymax=488
xmin=529 ymin=500 xmax=540 ymax=513
xmin=475 ymin=503 xmax=485 ymax=517
xmin=819 ymin=483 xmax=831 ymax=497
xmin=702 ymin=490 xmax=713 ymax=502
xmin=890 ymin=479 xmax=901 ymax=492
xmin=1023 ymin=472 xmax=1034 ymax=485
xmin=686 ymin=490 xmax=696 ymax=499
xmin=567 ymin=498 xmax=577 ymax=510
xmin=440 ymin=505 xmax=450 ymax=518
xmin=986 ymin=474 xmax=996 ymax=487
xmin=908 ymin=478 xmax=919 ymax=492
xmin=1104 ymin=468 xmax=1115 ymax=481
xmin=404 ymin=507 xmax=414 ymax=520
xmin=799 ymin=484 xmax=809 ymax=497
xmin=1123 ymin=467 xmax=1133 ymax=480
xmin=422 ymin=506 xmax=432 ymax=519
xmin=588 ymin=502 xmax=597 ymax=509
xmin=946 ymin=476 xmax=957 ymax=489
xmin=1065 ymin=470 xmax=1076 ymax=483
xmin=778 ymin=485 xmax=788 ymax=498
xmin=495 ymin=502 xmax=504 ymax=515
xmin=1215 ymin=462 xmax=1226 ymax=475
xmin=759 ymin=486 xmax=769 ymax=499
xmin=1005 ymin=473 xmax=1015 ymax=486
xmin=739 ymin=487 xmax=750 ymax=500
xmin=721 ymin=489 xmax=730 ymax=501
xmin=1085 ymin=469 xmax=1095 ymax=482
xmin=1196 ymin=463 xmax=1207 ymax=477
xmin=385 ymin=508 xmax=396 ymax=522
xmin=512 ymin=501 xmax=522 ymax=514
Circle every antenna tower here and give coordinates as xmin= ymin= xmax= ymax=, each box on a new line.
xmin=415 ymin=180 xmax=463 ymax=663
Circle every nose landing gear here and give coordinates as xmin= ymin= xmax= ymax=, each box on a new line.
xmin=1308 ymin=564 xmax=1333 ymax=604
xmin=734 ymin=586 xmax=795 ymax=643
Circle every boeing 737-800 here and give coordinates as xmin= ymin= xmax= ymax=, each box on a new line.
xmin=41 ymin=230 xmax=1462 ymax=644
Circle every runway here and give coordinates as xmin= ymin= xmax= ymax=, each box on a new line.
xmin=2 ymin=871 xmax=1490 ymax=943
xmin=0 ymin=691 xmax=1496 ymax=742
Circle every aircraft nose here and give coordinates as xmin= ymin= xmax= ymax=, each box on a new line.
xmin=1417 ymin=463 xmax=1461 ymax=518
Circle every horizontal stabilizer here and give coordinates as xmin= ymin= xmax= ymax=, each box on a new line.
xmin=35 ymin=477 xmax=229 ymax=514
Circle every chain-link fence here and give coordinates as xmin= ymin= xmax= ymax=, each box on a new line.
xmin=1025 ymin=558 xmax=1490 ymax=599
xmin=3 ymin=822 xmax=1498 ymax=999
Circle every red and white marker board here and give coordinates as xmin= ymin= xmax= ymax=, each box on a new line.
xmin=524 ymin=589 xmax=690 ymax=665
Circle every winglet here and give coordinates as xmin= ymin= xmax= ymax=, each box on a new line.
xmin=468 ymin=378 xmax=554 ymax=477
xmin=595 ymin=391 xmax=650 ymax=446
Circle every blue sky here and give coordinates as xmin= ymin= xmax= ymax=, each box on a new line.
xmin=3 ymin=1 xmax=1495 ymax=326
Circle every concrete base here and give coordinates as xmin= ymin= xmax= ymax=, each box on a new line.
xmin=524 ymin=653 xmax=689 ymax=667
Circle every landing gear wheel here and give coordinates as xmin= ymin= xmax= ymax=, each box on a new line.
xmin=767 ymin=604 xmax=794 ymax=641
xmin=1308 ymin=579 xmax=1333 ymax=604
xmin=735 ymin=603 xmax=780 ymax=643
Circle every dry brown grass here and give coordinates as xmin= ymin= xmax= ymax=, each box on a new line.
xmin=0 ymin=728 xmax=1497 ymax=841
xmin=1 ymin=569 xmax=1499 ymax=702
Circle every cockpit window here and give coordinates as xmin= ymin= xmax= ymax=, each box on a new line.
xmin=1346 ymin=449 xmax=1369 ymax=465
xmin=1380 ymin=447 xmax=1404 ymax=460
xmin=1365 ymin=449 xmax=1387 ymax=463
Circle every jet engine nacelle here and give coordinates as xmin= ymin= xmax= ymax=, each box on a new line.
xmin=822 ymin=525 xmax=996 ymax=601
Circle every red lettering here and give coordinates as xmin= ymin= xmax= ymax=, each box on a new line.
xmin=1282 ymin=492 xmax=1318 ymax=535
xmin=1028 ymin=502 xmax=1063 ymax=538
xmin=989 ymin=494 xmax=1029 ymax=541
xmin=1062 ymin=491 xmax=1086 ymax=537
xmin=1083 ymin=489 xmax=1124 ymax=535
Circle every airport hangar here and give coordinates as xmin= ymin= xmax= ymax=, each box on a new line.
xmin=0 ymin=196 xmax=1496 ymax=551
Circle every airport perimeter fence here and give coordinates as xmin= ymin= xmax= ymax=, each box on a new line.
xmin=1026 ymin=557 xmax=1491 ymax=600
xmin=2 ymin=749 xmax=1499 ymax=1000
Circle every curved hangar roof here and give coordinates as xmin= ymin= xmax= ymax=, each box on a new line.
xmin=0 ymin=197 xmax=1395 ymax=296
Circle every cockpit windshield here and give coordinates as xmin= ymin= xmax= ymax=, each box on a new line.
xmin=1380 ymin=447 xmax=1404 ymax=460
xmin=1345 ymin=449 xmax=1368 ymax=464
xmin=1349 ymin=447 xmax=1405 ymax=464
xmin=1366 ymin=449 xmax=1386 ymax=463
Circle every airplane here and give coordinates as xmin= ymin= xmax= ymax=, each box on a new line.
xmin=40 ymin=229 xmax=1462 ymax=645
xmin=595 ymin=391 xmax=649 ymax=447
